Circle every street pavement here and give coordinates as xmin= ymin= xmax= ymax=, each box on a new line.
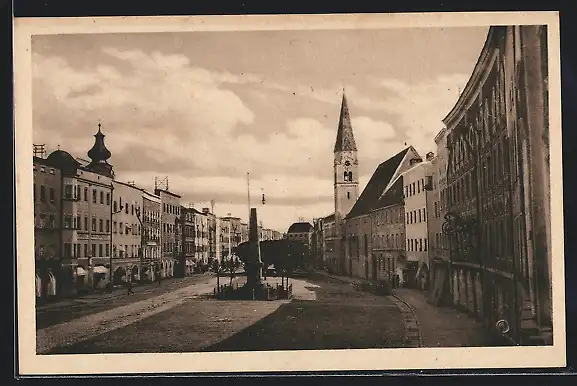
xmin=394 ymin=288 xmax=490 ymax=347
xmin=36 ymin=274 xmax=215 ymax=329
xmin=44 ymin=273 xmax=405 ymax=353
xmin=318 ymin=271 xmax=490 ymax=347
xmin=38 ymin=271 xmax=489 ymax=354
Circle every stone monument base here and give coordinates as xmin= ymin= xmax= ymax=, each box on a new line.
xmin=214 ymin=281 xmax=292 ymax=301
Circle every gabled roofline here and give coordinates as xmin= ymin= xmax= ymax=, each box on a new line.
xmin=379 ymin=146 xmax=418 ymax=198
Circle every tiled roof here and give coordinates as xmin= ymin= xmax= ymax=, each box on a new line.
xmin=374 ymin=175 xmax=404 ymax=209
xmin=323 ymin=213 xmax=336 ymax=222
xmin=334 ymin=92 xmax=357 ymax=152
xmin=346 ymin=147 xmax=410 ymax=219
xmin=287 ymin=222 xmax=313 ymax=233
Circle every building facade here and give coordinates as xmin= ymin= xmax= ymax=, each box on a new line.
xmin=155 ymin=188 xmax=181 ymax=278
xmin=219 ymin=216 xmax=242 ymax=262
xmin=33 ymin=156 xmax=61 ymax=300
xmin=370 ymin=176 xmax=405 ymax=283
xmin=428 ymin=129 xmax=451 ymax=305
xmin=141 ymin=190 xmax=161 ymax=281
xmin=343 ymin=147 xmax=420 ymax=280
xmin=442 ymin=25 xmax=551 ymax=345
xmin=111 ymin=180 xmax=143 ymax=284
xmin=286 ymin=222 xmax=313 ymax=249
xmin=402 ymin=157 xmax=432 ymax=289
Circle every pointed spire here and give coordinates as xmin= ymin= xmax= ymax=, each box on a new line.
xmin=86 ymin=122 xmax=114 ymax=178
xmin=334 ymin=90 xmax=357 ymax=152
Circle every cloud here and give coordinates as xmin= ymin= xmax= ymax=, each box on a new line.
xmin=376 ymin=73 xmax=469 ymax=154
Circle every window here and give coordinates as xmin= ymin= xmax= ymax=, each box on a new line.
xmin=106 ymin=220 xmax=110 ymax=233
xmin=76 ymin=215 xmax=81 ymax=229
xmin=63 ymin=243 xmax=72 ymax=258
xmin=83 ymin=187 xmax=87 ymax=201
xmin=125 ymin=204 xmax=129 ymax=214
xmin=419 ymin=239 xmax=423 ymax=252
xmin=424 ymin=239 xmax=428 ymax=252
xmin=99 ymin=219 xmax=103 ymax=233
xmin=92 ymin=218 xmax=97 ymax=232
xmin=106 ymin=193 xmax=111 ymax=205
xmin=418 ymin=210 xmax=422 ymax=223
xmin=84 ymin=216 xmax=88 ymax=230
xmin=120 ymin=222 xmax=123 ymax=234
xmin=49 ymin=187 xmax=55 ymax=202
xmin=99 ymin=244 xmax=103 ymax=257
xmin=347 ymin=192 xmax=350 ymax=199
xmin=84 ymin=244 xmax=88 ymax=257
xmin=40 ymin=185 xmax=46 ymax=202
xmin=113 ymin=221 xmax=117 ymax=233
xmin=105 ymin=244 xmax=110 ymax=256
xmin=417 ymin=181 xmax=421 ymax=193
xmin=92 ymin=189 xmax=97 ymax=203
xmin=91 ymin=244 xmax=96 ymax=257
xmin=131 ymin=205 xmax=134 ymax=215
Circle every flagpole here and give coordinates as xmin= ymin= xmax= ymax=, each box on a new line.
xmin=247 ymin=172 xmax=251 ymax=219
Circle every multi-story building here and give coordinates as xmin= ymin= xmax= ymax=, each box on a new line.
xmin=141 ymin=190 xmax=161 ymax=281
xmin=428 ymin=129 xmax=451 ymax=305
xmin=401 ymin=156 xmax=433 ymax=289
xmin=322 ymin=214 xmax=337 ymax=273
xmin=33 ymin=156 xmax=61 ymax=300
xmin=206 ymin=209 xmax=219 ymax=265
xmin=239 ymin=222 xmax=249 ymax=244
xmin=219 ymin=216 xmax=242 ymax=261
xmin=111 ymin=180 xmax=143 ymax=284
xmin=155 ymin=188 xmax=181 ymax=278
xmin=370 ymin=176 xmax=405 ymax=283
xmin=311 ymin=218 xmax=324 ymax=269
xmin=343 ymin=146 xmax=420 ymax=280
xmin=182 ymin=206 xmax=196 ymax=275
xmin=442 ymin=25 xmax=551 ymax=345
xmin=286 ymin=222 xmax=313 ymax=250
xmin=43 ymin=125 xmax=114 ymax=294
xmin=194 ymin=208 xmax=210 ymax=266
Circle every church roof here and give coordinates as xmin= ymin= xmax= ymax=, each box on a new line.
xmin=287 ymin=222 xmax=313 ymax=233
xmin=334 ymin=92 xmax=357 ymax=152
xmin=346 ymin=147 xmax=410 ymax=219
xmin=374 ymin=175 xmax=404 ymax=210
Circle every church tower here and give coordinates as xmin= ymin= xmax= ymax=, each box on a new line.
xmin=86 ymin=123 xmax=114 ymax=178
xmin=334 ymin=91 xmax=359 ymax=222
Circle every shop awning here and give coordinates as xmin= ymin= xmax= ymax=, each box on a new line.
xmin=93 ymin=265 xmax=109 ymax=274
xmin=76 ymin=266 xmax=87 ymax=276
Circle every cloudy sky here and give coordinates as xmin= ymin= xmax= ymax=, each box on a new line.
xmin=32 ymin=26 xmax=488 ymax=232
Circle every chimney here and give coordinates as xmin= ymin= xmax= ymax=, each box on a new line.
xmin=202 ymin=207 xmax=210 ymax=214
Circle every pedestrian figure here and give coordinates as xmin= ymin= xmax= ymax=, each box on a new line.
xmin=126 ymin=280 xmax=134 ymax=295
xmin=157 ymin=272 xmax=162 ymax=285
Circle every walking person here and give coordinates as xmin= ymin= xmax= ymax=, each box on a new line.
xmin=125 ymin=279 xmax=134 ymax=295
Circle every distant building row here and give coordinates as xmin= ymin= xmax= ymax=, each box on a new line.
xmin=34 ymin=126 xmax=282 ymax=301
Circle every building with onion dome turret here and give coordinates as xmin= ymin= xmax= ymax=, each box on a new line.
xmin=35 ymin=124 xmax=116 ymax=298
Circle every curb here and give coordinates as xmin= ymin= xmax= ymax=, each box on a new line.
xmin=389 ymin=294 xmax=423 ymax=348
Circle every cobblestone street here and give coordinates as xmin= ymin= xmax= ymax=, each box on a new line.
xmin=38 ymin=272 xmax=492 ymax=354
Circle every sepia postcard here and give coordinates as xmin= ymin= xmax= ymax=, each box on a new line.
xmin=14 ymin=11 xmax=566 ymax=375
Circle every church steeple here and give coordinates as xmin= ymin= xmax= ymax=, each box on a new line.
xmin=334 ymin=90 xmax=357 ymax=152
xmin=86 ymin=123 xmax=114 ymax=178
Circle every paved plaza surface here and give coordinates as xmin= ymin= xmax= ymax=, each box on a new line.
xmin=36 ymin=274 xmax=215 ymax=329
xmin=39 ymin=272 xmax=490 ymax=354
